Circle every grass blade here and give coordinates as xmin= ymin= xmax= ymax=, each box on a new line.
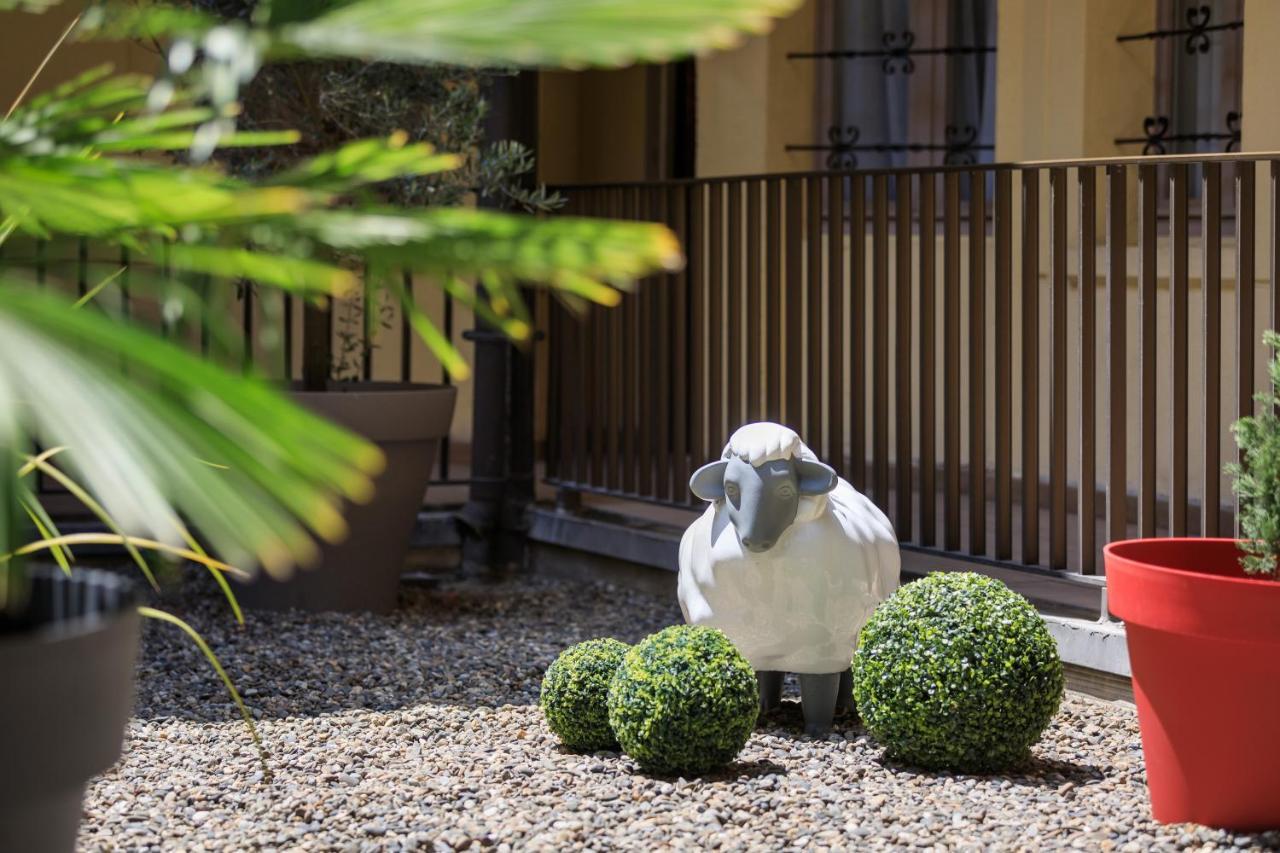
xmin=137 ymin=606 xmax=270 ymax=778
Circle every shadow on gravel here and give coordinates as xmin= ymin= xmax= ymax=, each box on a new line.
xmin=870 ymin=752 xmax=1107 ymax=788
xmin=628 ymin=759 xmax=788 ymax=783
xmin=129 ymin=571 xmax=683 ymax=724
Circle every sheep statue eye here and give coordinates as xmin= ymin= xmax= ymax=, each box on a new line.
xmin=777 ymin=485 xmax=796 ymax=498
xmin=725 ymin=483 xmax=740 ymax=498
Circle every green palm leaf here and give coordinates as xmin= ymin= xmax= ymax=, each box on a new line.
xmin=0 ymin=282 xmax=382 ymax=577
xmin=271 ymin=0 xmax=804 ymax=67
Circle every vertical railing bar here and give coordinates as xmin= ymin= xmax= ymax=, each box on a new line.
xmin=968 ymin=169 xmax=987 ymax=556
xmin=1049 ymin=167 xmax=1068 ymax=570
xmin=1202 ymin=162 xmax=1222 ymax=538
xmin=1105 ymin=165 xmax=1128 ymax=548
xmin=1078 ymin=167 xmax=1098 ymax=574
xmin=807 ymin=175 xmax=825 ymax=448
xmin=785 ymin=177 xmax=804 ymax=427
xmin=622 ymin=188 xmax=639 ymax=493
xmin=850 ymin=174 xmax=867 ymax=490
xmin=605 ymin=189 xmax=622 ymax=491
xmin=994 ymin=168 xmax=1013 ymax=559
xmin=400 ymin=270 xmax=413 ymax=382
xmin=1272 ymin=162 xmax=1280 ymax=348
xmin=709 ymin=180 xmax=725 ymax=445
xmin=1236 ymin=162 xmax=1256 ymax=534
xmin=747 ymin=179 xmax=763 ymax=422
xmin=872 ymin=173 xmax=890 ymax=510
xmin=440 ymin=286 xmax=454 ymax=481
xmin=944 ymin=171 xmax=962 ymax=551
xmin=828 ymin=174 xmax=846 ymax=473
xmin=1138 ymin=165 xmax=1158 ymax=537
xmin=727 ymin=180 xmax=744 ymax=432
xmin=766 ymin=178 xmax=783 ymax=422
xmin=1022 ymin=169 xmax=1041 ymax=564
xmin=1170 ymin=164 xmax=1190 ymax=536
xmin=638 ymin=187 xmax=655 ymax=497
xmin=895 ymin=171 xmax=913 ymax=539
xmin=690 ymin=183 xmax=708 ymax=479
xmin=654 ymin=187 xmax=672 ymax=501
xmin=671 ymin=185 xmax=690 ymax=502
xmin=920 ymin=172 xmax=937 ymax=546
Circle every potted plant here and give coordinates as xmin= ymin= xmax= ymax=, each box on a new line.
xmin=0 ymin=2 xmax=797 ymax=849
xmin=202 ymin=36 xmax=559 ymax=612
xmin=1105 ymin=330 xmax=1280 ymax=830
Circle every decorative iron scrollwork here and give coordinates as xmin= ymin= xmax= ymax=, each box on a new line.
xmin=1117 ymin=6 xmax=1242 ymax=54
xmin=788 ymin=123 xmax=993 ymax=171
xmin=880 ymin=30 xmax=916 ymax=74
xmin=1184 ymin=5 xmax=1212 ymax=54
xmin=1114 ymin=111 xmax=1241 ymax=155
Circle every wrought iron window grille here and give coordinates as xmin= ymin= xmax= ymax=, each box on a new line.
xmin=787 ymin=124 xmax=993 ymax=171
xmin=788 ymin=28 xmax=995 ymax=75
xmin=1114 ymin=111 xmax=1241 ymax=155
xmin=1117 ymin=4 xmax=1243 ymax=54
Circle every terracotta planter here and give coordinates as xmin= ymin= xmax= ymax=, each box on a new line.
xmin=234 ymin=382 xmax=456 ymax=613
xmin=0 ymin=567 xmax=140 ymax=853
xmin=1105 ymin=538 xmax=1280 ymax=830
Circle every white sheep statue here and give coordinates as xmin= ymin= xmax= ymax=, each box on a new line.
xmin=678 ymin=422 xmax=900 ymax=734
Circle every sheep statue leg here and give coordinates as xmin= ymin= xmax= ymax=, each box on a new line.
xmin=798 ymin=673 xmax=842 ymax=736
xmin=756 ymin=670 xmax=784 ymax=713
xmin=835 ymin=668 xmax=853 ymax=715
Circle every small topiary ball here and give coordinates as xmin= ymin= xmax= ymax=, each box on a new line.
xmin=852 ymin=572 xmax=1064 ymax=772
xmin=540 ymin=638 xmax=630 ymax=751
xmin=607 ymin=625 xmax=758 ymax=774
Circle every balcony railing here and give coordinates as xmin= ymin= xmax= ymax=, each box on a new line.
xmin=546 ymin=152 xmax=1280 ymax=581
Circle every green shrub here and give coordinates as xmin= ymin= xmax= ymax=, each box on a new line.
xmin=1228 ymin=330 xmax=1280 ymax=576
xmin=607 ymin=626 xmax=758 ymax=774
xmin=540 ymin=638 xmax=630 ymax=751
xmin=852 ymin=572 xmax=1064 ymax=772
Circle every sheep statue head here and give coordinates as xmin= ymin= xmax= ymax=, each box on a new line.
xmin=689 ymin=434 xmax=838 ymax=553
xmin=677 ymin=421 xmax=901 ymax=736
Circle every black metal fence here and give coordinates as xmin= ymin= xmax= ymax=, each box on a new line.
xmin=546 ymin=152 xmax=1280 ymax=580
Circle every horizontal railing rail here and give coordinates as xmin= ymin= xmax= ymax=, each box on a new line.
xmin=545 ymin=153 xmax=1280 ymax=578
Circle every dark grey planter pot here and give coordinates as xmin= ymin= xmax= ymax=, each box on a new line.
xmin=0 ymin=567 xmax=140 ymax=853
xmin=233 ymin=382 xmax=457 ymax=613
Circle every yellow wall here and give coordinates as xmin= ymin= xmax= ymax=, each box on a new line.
xmin=0 ymin=6 xmax=156 ymax=112
xmin=697 ymin=0 xmax=817 ymax=177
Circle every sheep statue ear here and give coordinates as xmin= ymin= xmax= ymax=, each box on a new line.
xmin=796 ymin=460 xmax=838 ymax=495
xmin=689 ymin=460 xmax=729 ymax=501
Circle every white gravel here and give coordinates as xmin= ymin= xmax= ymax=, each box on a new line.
xmin=79 ymin=572 xmax=1280 ymax=851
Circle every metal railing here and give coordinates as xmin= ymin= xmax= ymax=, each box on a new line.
xmin=545 ymin=152 xmax=1280 ymax=578
xmin=0 ymin=241 xmax=467 ymax=498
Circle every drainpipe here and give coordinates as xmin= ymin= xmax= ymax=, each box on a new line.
xmin=458 ymin=71 xmax=539 ymax=575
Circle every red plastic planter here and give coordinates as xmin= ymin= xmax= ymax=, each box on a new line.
xmin=1105 ymin=538 xmax=1280 ymax=830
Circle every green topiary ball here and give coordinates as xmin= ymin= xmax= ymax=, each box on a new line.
xmin=852 ymin=572 xmax=1064 ymax=772
xmin=540 ymin=638 xmax=630 ymax=751
xmin=607 ymin=625 xmax=758 ymax=774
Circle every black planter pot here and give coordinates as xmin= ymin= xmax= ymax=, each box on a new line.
xmin=0 ymin=567 xmax=140 ymax=853
xmin=233 ymin=382 xmax=457 ymax=613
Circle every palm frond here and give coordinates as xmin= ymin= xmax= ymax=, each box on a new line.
xmin=0 ymin=282 xmax=382 ymax=577
xmin=270 ymin=0 xmax=805 ymax=68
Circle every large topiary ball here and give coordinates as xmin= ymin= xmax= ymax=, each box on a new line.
xmin=852 ymin=572 xmax=1064 ymax=772
xmin=607 ymin=625 xmax=758 ymax=774
xmin=540 ymin=638 xmax=630 ymax=751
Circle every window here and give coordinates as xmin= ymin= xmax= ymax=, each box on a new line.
xmin=791 ymin=0 xmax=997 ymax=171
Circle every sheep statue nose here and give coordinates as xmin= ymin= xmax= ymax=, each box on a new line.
xmin=678 ymin=421 xmax=901 ymax=737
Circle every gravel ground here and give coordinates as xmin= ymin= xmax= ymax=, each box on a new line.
xmin=81 ymin=572 xmax=1280 ymax=852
